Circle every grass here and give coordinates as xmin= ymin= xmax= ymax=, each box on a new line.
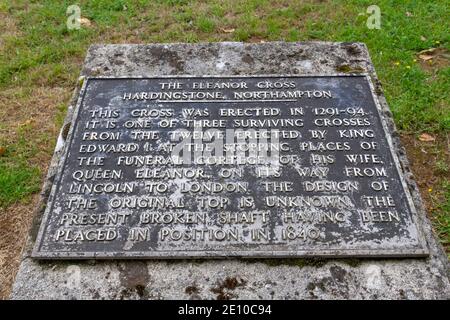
xmin=0 ymin=0 xmax=448 ymax=238
xmin=0 ymin=121 xmax=41 ymax=207
xmin=430 ymin=180 xmax=450 ymax=252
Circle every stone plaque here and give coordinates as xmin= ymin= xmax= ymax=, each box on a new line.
xmin=32 ymin=75 xmax=428 ymax=259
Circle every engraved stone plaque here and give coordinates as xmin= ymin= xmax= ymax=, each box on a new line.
xmin=32 ymin=75 xmax=428 ymax=258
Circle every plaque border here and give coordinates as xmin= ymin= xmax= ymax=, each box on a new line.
xmin=32 ymin=74 xmax=429 ymax=259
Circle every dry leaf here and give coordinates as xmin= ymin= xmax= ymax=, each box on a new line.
xmin=419 ymin=54 xmax=434 ymax=61
xmin=420 ymin=36 xmax=426 ymax=41
xmin=221 ymin=28 xmax=235 ymax=33
xmin=418 ymin=133 xmax=435 ymax=142
xmin=0 ymin=147 xmax=6 ymax=156
xmin=418 ymin=48 xmax=436 ymax=55
xmin=79 ymin=17 xmax=92 ymax=27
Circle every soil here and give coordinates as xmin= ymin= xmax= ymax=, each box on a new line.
xmin=417 ymin=48 xmax=450 ymax=74
xmin=400 ymin=133 xmax=450 ymax=252
xmin=0 ymin=12 xmax=21 ymax=48
xmin=0 ymin=132 xmax=448 ymax=299
xmin=0 ymin=87 xmax=71 ymax=299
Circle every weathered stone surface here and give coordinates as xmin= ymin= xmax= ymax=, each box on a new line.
xmin=11 ymin=42 xmax=450 ymax=299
